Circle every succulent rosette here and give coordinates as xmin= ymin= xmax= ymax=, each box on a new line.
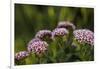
xmin=73 ymin=29 xmax=94 ymax=46
xmin=57 ymin=21 xmax=76 ymax=30
xmin=27 ymin=40 xmax=48 ymax=56
xmin=35 ymin=30 xmax=52 ymax=40
xmin=15 ymin=51 xmax=29 ymax=60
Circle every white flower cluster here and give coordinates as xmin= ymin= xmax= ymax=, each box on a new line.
xmin=73 ymin=29 xmax=94 ymax=46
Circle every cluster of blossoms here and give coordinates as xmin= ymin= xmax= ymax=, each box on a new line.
xmin=15 ymin=21 xmax=76 ymax=59
xmin=57 ymin=21 xmax=76 ymax=30
xmin=27 ymin=39 xmax=48 ymax=55
xmin=35 ymin=30 xmax=52 ymax=40
xmin=15 ymin=21 xmax=94 ymax=61
xmin=26 ymin=30 xmax=51 ymax=56
xmin=73 ymin=29 xmax=94 ymax=46
xmin=15 ymin=51 xmax=29 ymax=60
xmin=52 ymin=28 xmax=69 ymax=37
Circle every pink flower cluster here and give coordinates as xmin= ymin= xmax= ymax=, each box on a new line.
xmin=57 ymin=21 xmax=75 ymax=30
xmin=52 ymin=28 xmax=69 ymax=37
xmin=73 ymin=29 xmax=94 ymax=46
xmin=15 ymin=51 xmax=29 ymax=60
xmin=27 ymin=39 xmax=48 ymax=55
xmin=35 ymin=30 xmax=52 ymax=40
xmin=28 ymin=38 xmax=41 ymax=46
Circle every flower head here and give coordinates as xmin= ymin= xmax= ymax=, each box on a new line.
xmin=52 ymin=28 xmax=69 ymax=37
xmin=27 ymin=40 xmax=48 ymax=55
xmin=35 ymin=30 xmax=52 ymax=40
xmin=28 ymin=38 xmax=41 ymax=46
xmin=15 ymin=51 xmax=29 ymax=60
xmin=73 ymin=29 xmax=94 ymax=46
xmin=57 ymin=21 xmax=75 ymax=30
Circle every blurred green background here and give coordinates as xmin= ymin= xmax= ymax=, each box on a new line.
xmin=15 ymin=4 xmax=94 ymax=62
